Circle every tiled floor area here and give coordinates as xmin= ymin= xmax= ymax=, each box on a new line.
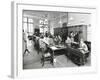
xmin=23 ymin=41 xmax=91 ymax=69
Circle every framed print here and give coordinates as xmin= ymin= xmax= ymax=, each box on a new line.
xmin=11 ymin=1 xmax=97 ymax=78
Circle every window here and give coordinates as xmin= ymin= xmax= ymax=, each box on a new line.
xmin=23 ymin=17 xmax=34 ymax=35
xmin=39 ymin=18 xmax=48 ymax=34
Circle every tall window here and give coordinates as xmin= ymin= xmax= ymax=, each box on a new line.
xmin=39 ymin=18 xmax=48 ymax=34
xmin=23 ymin=17 xmax=34 ymax=35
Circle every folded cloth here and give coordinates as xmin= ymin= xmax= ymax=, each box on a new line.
xmin=44 ymin=52 xmax=51 ymax=57
xmin=50 ymin=46 xmax=58 ymax=50
xmin=79 ymin=49 xmax=89 ymax=54
xmin=54 ymin=58 xmax=56 ymax=63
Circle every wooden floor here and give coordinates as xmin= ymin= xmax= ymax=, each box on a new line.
xmin=23 ymin=41 xmax=91 ymax=69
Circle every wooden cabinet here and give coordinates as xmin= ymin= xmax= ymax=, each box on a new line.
xmin=67 ymin=25 xmax=87 ymax=41
xmin=54 ymin=25 xmax=87 ymax=42
xmin=54 ymin=27 xmax=68 ymax=42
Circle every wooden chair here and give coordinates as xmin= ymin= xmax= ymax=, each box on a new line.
xmin=41 ymin=43 xmax=53 ymax=67
xmin=84 ymin=41 xmax=91 ymax=63
xmin=84 ymin=41 xmax=91 ymax=58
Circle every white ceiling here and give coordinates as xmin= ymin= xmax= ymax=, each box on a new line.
xmin=23 ymin=10 xmax=68 ymax=21
xmin=23 ymin=10 xmax=91 ymax=26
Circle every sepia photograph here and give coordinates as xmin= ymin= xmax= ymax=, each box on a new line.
xmin=22 ymin=10 xmax=91 ymax=69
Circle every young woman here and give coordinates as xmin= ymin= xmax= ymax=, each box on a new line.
xmin=79 ymin=39 xmax=88 ymax=54
xmin=65 ymin=36 xmax=72 ymax=47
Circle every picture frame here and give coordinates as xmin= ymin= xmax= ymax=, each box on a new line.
xmin=11 ymin=1 xmax=97 ymax=78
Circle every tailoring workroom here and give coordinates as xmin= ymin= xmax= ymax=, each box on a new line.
xmin=22 ymin=10 xmax=91 ymax=69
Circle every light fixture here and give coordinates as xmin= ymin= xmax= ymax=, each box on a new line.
xmin=59 ymin=20 xmax=62 ymax=24
xmin=69 ymin=16 xmax=74 ymax=21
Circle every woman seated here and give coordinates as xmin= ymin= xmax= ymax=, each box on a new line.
xmin=39 ymin=35 xmax=44 ymax=51
xmin=41 ymin=42 xmax=51 ymax=57
xmin=79 ymin=39 xmax=89 ymax=54
xmin=58 ymin=35 xmax=62 ymax=44
xmin=65 ymin=36 xmax=72 ymax=47
xmin=49 ymin=35 xmax=54 ymax=46
xmin=54 ymin=36 xmax=59 ymax=45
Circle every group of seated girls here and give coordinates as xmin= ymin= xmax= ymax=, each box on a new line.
xmin=53 ymin=35 xmax=62 ymax=45
xmin=38 ymin=32 xmax=62 ymax=47
xmin=65 ymin=31 xmax=89 ymax=54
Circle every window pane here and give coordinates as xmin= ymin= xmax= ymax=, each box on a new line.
xmin=40 ymin=27 xmax=44 ymax=33
xmin=23 ymin=23 xmax=27 ymax=32
xmin=44 ymin=27 xmax=48 ymax=33
xmin=28 ymin=24 xmax=33 ymax=33
xmin=28 ymin=18 xmax=33 ymax=23
xmin=39 ymin=19 xmax=44 ymax=24
xmin=23 ymin=17 xmax=27 ymax=22
xmin=39 ymin=24 xmax=43 ymax=28
xmin=44 ymin=19 xmax=48 ymax=24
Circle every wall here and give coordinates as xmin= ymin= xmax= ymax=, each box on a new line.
xmin=68 ymin=13 xmax=91 ymax=26
xmin=49 ymin=19 xmax=60 ymax=35
xmin=50 ymin=13 xmax=68 ymax=35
